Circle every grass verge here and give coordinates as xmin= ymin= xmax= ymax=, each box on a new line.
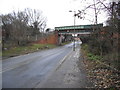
xmin=2 ymin=44 xmax=57 ymax=59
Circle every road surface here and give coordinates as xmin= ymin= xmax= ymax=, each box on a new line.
xmin=36 ymin=44 xmax=91 ymax=88
xmin=2 ymin=42 xmax=81 ymax=88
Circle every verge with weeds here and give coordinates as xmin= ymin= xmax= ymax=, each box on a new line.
xmin=81 ymin=44 xmax=120 ymax=89
xmin=2 ymin=44 xmax=57 ymax=59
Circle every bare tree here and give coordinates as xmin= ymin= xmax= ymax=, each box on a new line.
xmin=1 ymin=11 xmax=29 ymax=46
xmin=24 ymin=8 xmax=47 ymax=33
xmin=1 ymin=8 xmax=47 ymax=47
xmin=24 ymin=8 xmax=47 ymax=41
xmin=76 ymin=0 xmax=120 ymax=69
xmin=75 ymin=0 xmax=110 ymax=25
xmin=74 ymin=0 xmax=109 ymax=56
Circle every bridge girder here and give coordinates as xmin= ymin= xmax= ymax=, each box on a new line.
xmin=58 ymin=32 xmax=91 ymax=35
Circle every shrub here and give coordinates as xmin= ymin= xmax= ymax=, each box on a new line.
xmin=87 ymin=53 xmax=101 ymax=61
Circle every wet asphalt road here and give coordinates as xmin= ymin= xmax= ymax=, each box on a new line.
xmin=2 ymin=42 xmax=80 ymax=88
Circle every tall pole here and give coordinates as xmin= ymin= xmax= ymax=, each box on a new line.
xmin=69 ymin=10 xmax=76 ymax=51
xmin=73 ymin=11 xmax=76 ymax=51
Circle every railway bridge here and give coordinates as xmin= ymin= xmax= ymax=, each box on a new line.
xmin=55 ymin=23 xmax=103 ymax=44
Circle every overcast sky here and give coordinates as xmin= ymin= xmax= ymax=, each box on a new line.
xmin=0 ymin=0 xmax=114 ymax=29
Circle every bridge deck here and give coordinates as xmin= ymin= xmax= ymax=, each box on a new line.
xmin=55 ymin=24 xmax=103 ymax=31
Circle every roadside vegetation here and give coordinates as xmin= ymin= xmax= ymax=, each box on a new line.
xmin=82 ymin=44 xmax=102 ymax=61
xmin=1 ymin=8 xmax=48 ymax=51
xmin=81 ymin=44 xmax=120 ymax=89
xmin=2 ymin=44 xmax=57 ymax=59
xmin=1 ymin=8 xmax=59 ymax=60
xmin=74 ymin=0 xmax=119 ymax=70
xmin=79 ymin=1 xmax=120 ymax=88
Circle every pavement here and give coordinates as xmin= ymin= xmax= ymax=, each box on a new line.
xmin=36 ymin=46 xmax=92 ymax=88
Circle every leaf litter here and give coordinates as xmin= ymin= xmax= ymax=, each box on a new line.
xmin=83 ymin=59 xmax=120 ymax=89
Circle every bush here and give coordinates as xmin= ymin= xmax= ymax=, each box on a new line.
xmin=87 ymin=53 xmax=101 ymax=61
xmin=81 ymin=44 xmax=88 ymax=50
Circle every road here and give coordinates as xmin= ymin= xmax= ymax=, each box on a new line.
xmin=2 ymin=42 xmax=81 ymax=88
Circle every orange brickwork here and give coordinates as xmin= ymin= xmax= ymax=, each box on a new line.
xmin=34 ymin=33 xmax=58 ymax=45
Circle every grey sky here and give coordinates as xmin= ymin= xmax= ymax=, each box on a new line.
xmin=0 ymin=0 xmax=114 ymax=29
